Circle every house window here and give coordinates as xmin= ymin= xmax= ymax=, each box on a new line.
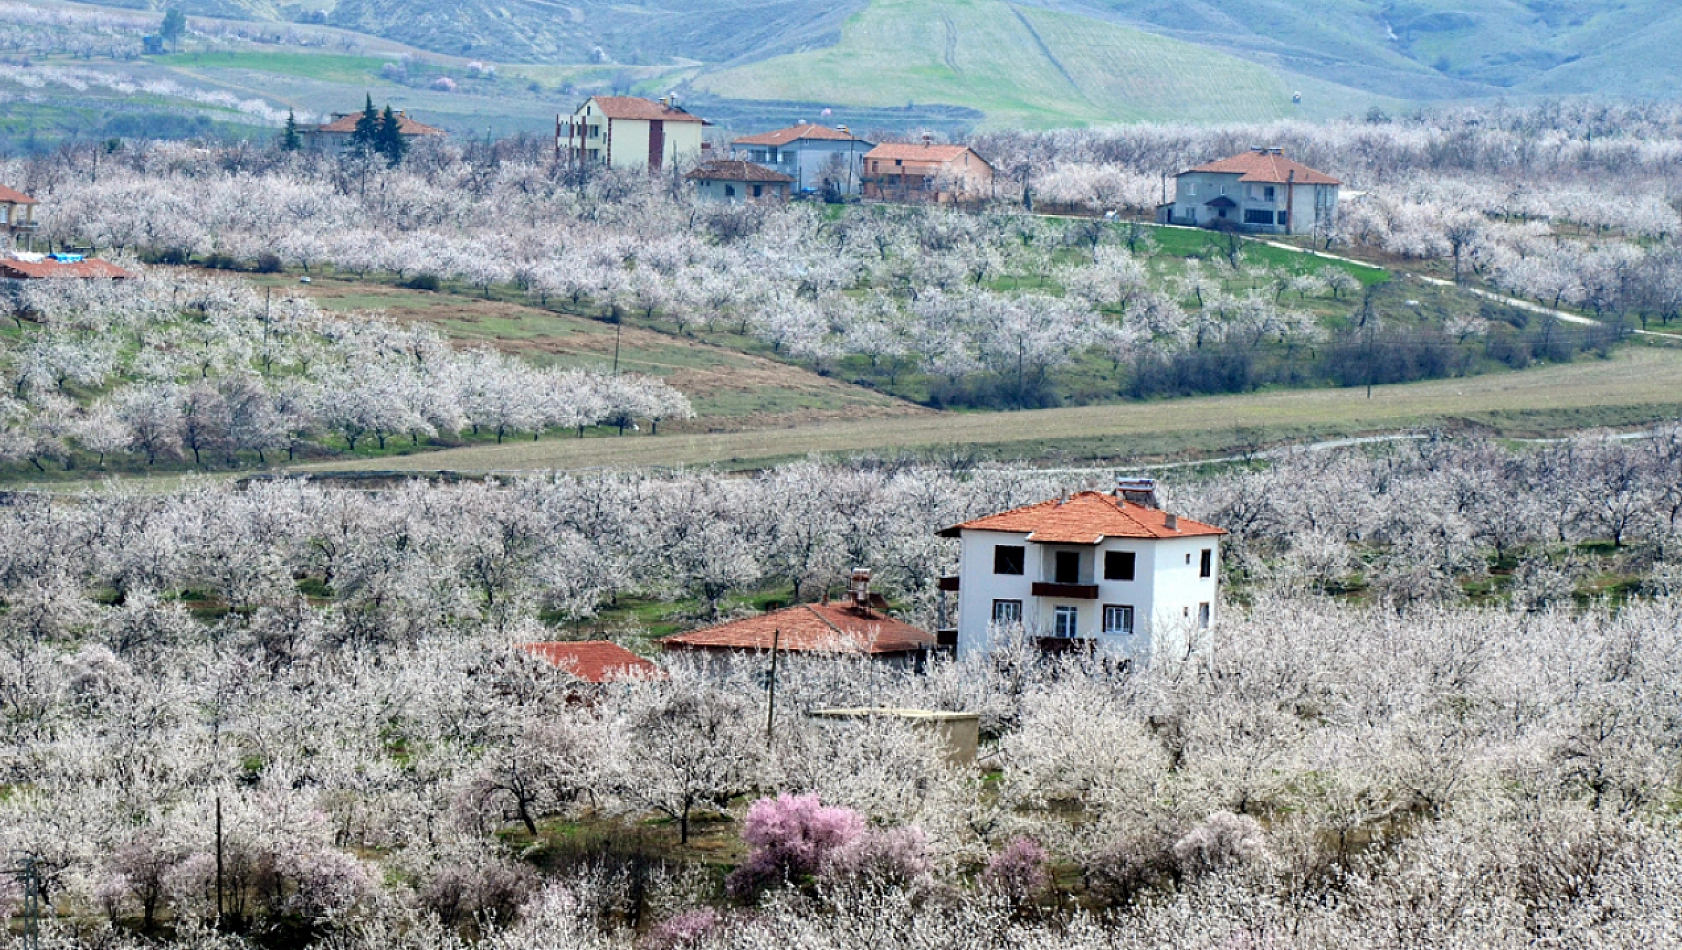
xmin=1219 ymin=185 xmax=1226 ymax=195
xmin=1198 ymin=602 xmax=1211 ymax=628
xmin=1200 ymin=549 xmax=1213 ymax=578
xmin=896 ymin=159 xmax=903 ymax=166
xmin=1278 ymin=211 xmax=1289 ymax=227
xmin=1103 ymin=605 xmax=1134 ymax=636
xmin=1264 ymin=185 xmax=1276 ymax=201
xmin=994 ymin=545 xmax=1026 ymax=575
xmin=1244 ymin=209 xmax=1274 ymax=225
xmin=724 ymin=185 xmax=736 ymax=198
xmin=1187 ymin=181 xmax=1198 ymax=196
xmin=1054 ymin=551 xmax=1081 ymax=584
xmin=1104 ymin=551 xmax=1136 ymax=581
xmin=1053 ymin=606 xmax=1078 ymax=638
xmin=752 ymin=184 xmax=763 ymax=198
xmin=993 ymin=599 xmax=1023 ymax=625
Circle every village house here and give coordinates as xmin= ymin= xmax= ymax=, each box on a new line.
xmin=861 ymin=141 xmax=994 ymax=203
xmin=558 ymin=96 xmax=707 ymax=172
xmin=661 ymin=570 xmax=934 ymax=667
xmin=731 ymin=123 xmax=873 ymax=197
xmin=299 ymin=110 xmax=446 ymax=151
xmin=939 ymin=478 xmax=1225 ymax=661
xmin=685 ymin=160 xmax=794 ymax=203
xmin=0 ymin=252 xmax=134 ymax=281
xmin=1159 ymin=147 xmax=1340 ymax=236
xmin=518 ymin=640 xmax=664 ymax=684
xmin=1 ymin=185 xmax=39 ymax=247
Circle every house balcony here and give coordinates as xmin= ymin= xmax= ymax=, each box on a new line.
xmin=1033 ymin=636 xmax=1095 ymax=655
xmin=1031 ymin=582 xmax=1098 ymax=599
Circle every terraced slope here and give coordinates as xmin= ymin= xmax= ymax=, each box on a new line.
xmin=692 ymin=0 xmax=1385 ymax=128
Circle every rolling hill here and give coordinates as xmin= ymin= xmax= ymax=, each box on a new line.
xmin=690 ymin=0 xmax=1384 ymax=127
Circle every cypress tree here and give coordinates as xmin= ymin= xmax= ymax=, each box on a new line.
xmin=279 ymin=110 xmax=301 ymax=152
xmin=349 ymin=94 xmax=379 ymax=155
xmin=378 ymin=104 xmax=408 ymax=166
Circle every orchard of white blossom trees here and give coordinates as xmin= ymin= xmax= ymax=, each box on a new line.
xmin=4 ymin=430 xmax=1682 ymax=949
xmin=2 ymin=101 xmax=1650 ymax=421
xmin=0 ymin=274 xmax=691 ymax=472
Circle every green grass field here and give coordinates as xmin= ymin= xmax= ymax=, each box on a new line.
xmin=288 ymin=347 xmax=1682 ymax=474
xmin=691 ymin=0 xmax=1390 ymax=127
xmin=167 ymin=51 xmax=398 ymax=85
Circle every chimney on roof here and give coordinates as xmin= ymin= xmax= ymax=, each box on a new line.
xmin=848 ymin=568 xmax=872 ymax=611
xmin=1115 ymin=476 xmax=1158 ymax=509
xmin=922 ymin=132 xmax=932 ymax=148
xmin=1164 ymin=513 xmax=1179 ymax=531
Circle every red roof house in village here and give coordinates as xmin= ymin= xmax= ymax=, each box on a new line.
xmin=940 ymin=478 xmax=1225 ymax=660
xmin=661 ymin=571 xmax=934 ymax=664
xmin=300 ymin=110 xmax=446 ymax=151
xmin=861 ymin=142 xmax=994 ymax=203
xmin=518 ymin=640 xmax=665 ymax=683
xmin=1160 ymin=147 xmax=1342 ymax=236
xmin=0 ymin=254 xmax=134 ymax=280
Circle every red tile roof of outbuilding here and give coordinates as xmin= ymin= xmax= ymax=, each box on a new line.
xmin=661 ymin=602 xmax=933 ymax=655
xmin=685 ymin=160 xmax=794 ymax=184
xmin=0 ymin=185 xmax=38 ymax=205
xmin=519 ymin=640 xmax=664 ymax=683
xmin=1187 ymin=151 xmax=1340 ymax=185
xmin=313 ymin=111 xmax=445 ymax=135
xmin=0 ymin=258 xmax=134 ymax=280
xmin=940 ymin=491 xmax=1225 ymax=544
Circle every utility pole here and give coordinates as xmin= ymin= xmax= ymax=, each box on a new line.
xmin=765 ymin=628 xmax=780 ymax=746
xmin=611 ymin=316 xmax=622 ymax=376
xmin=19 ymin=854 xmax=40 ymax=950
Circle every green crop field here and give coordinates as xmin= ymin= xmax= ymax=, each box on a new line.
xmin=167 ymin=51 xmax=398 ymax=85
xmin=691 ymin=0 xmax=1390 ymax=128
xmin=290 ymin=347 xmax=1682 ymax=474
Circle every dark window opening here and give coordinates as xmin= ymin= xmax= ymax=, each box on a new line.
xmin=1054 ymin=551 xmax=1081 ymax=584
xmin=1200 ymin=549 xmax=1213 ymax=578
xmin=1243 ymin=209 xmax=1274 ymax=225
xmin=994 ymin=545 xmax=1025 ymax=575
xmin=992 ymin=599 xmax=1022 ymax=624
xmin=1105 ymin=551 xmax=1136 ymax=581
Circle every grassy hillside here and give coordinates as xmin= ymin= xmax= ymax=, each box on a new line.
xmin=1065 ymin=0 xmax=1682 ymax=99
xmin=692 ymin=0 xmax=1387 ymax=128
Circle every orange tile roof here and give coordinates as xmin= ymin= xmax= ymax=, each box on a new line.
xmin=863 ymin=143 xmax=988 ymax=166
xmin=940 ymin=491 xmax=1225 ymax=544
xmin=1187 ymin=151 xmax=1340 ymax=185
xmin=733 ymin=124 xmax=862 ymax=147
xmin=589 ymin=96 xmax=706 ymax=122
xmin=661 ymin=602 xmax=934 ymax=656
xmin=685 ymin=160 xmax=793 ymax=184
xmin=0 ymin=185 xmax=37 ymax=205
xmin=519 ymin=640 xmax=664 ymax=683
xmin=314 ymin=111 xmax=445 ymax=135
xmin=0 ymin=258 xmax=134 ymax=280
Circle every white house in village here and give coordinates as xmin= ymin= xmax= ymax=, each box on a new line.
xmin=939 ymin=479 xmax=1225 ymax=660
xmin=1159 ymin=147 xmax=1340 ymax=236
xmin=731 ymin=123 xmax=873 ymax=197
xmin=558 ymin=96 xmax=707 ymax=172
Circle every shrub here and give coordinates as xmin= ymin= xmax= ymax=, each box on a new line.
xmin=1172 ymin=811 xmax=1267 ymax=878
xmin=643 ymin=909 xmax=718 ymax=950
xmin=824 ymin=825 xmax=932 ymax=886
xmin=981 ymin=836 xmax=1049 ymax=903
xmin=402 ymin=274 xmax=442 ymax=291
xmin=727 ymin=793 xmax=864 ymax=900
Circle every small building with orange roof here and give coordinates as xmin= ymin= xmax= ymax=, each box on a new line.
xmin=1161 ymin=147 xmax=1340 ymax=236
xmin=300 ymin=109 xmax=446 ymax=151
xmin=661 ymin=570 xmax=934 ymax=667
xmin=518 ymin=640 xmax=664 ymax=684
xmin=939 ymin=478 xmax=1225 ymax=660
